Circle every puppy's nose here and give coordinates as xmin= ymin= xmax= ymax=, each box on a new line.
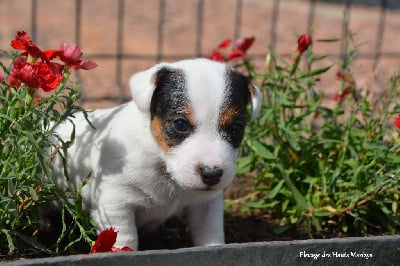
xmin=199 ymin=166 xmax=223 ymax=186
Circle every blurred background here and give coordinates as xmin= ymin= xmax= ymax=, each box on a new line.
xmin=0 ymin=0 xmax=399 ymax=109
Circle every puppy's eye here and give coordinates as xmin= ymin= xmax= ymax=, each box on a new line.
xmin=173 ymin=118 xmax=191 ymax=133
xmin=228 ymin=122 xmax=244 ymax=136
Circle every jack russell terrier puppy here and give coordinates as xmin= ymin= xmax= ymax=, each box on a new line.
xmin=53 ymin=58 xmax=262 ymax=250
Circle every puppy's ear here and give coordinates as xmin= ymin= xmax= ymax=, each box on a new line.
xmin=129 ymin=63 xmax=167 ymax=113
xmin=248 ymin=84 xmax=262 ymax=121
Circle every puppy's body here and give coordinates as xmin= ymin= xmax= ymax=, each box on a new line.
xmin=53 ymin=59 xmax=261 ymax=250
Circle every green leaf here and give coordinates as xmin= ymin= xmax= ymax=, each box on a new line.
xmin=273 ymin=224 xmax=292 ymax=234
xmin=279 ymin=167 xmax=309 ymax=210
xmin=1 ymin=229 xmax=15 ymax=252
xmin=14 ymin=231 xmax=51 ymax=255
xmin=267 ymin=180 xmax=284 ymax=199
xmin=313 ymin=211 xmax=331 ymax=217
xmin=250 ymin=140 xmax=275 ymax=159
xmin=236 ymin=155 xmax=254 ymax=175
xmin=296 ymin=65 xmax=332 ymax=79
xmin=28 ymin=187 xmax=39 ymax=202
xmin=316 ymin=38 xmax=340 ymax=43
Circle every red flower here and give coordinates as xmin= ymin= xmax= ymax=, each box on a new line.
xmin=7 ymin=30 xmax=97 ymax=95
xmin=209 ymin=51 xmax=225 ymax=62
xmin=227 ymin=48 xmax=245 ymax=61
xmin=336 ymin=71 xmax=345 ymax=80
xmin=209 ymin=36 xmax=255 ymax=62
xmin=91 ymin=228 xmax=117 ymax=253
xmin=10 ymin=31 xmax=45 ymax=60
xmin=59 ymin=42 xmax=97 ymax=70
xmin=235 ymin=36 xmax=255 ymax=54
xmin=333 ymin=88 xmax=352 ymax=103
xmin=9 ymin=57 xmax=63 ymax=91
xmin=217 ymin=39 xmax=232 ymax=49
xmin=8 ymin=58 xmax=38 ymax=88
xmin=91 ymin=227 xmax=134 ymax=253
xmin=297 ymin=34 xmax=312 ymax=53
xmin=394 ymin=116 xmax=400 ymax=129
xmin=227 ymin=36 xmax=255 ymax=60
xmin=34 ymin=62 xmax=64 ymax=92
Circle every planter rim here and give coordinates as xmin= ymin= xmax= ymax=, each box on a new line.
xmin=3 ymin=235 xmax=400 ymax=266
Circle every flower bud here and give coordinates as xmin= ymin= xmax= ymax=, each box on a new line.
xmin=297 ymin=34 xmax=312 ymax=53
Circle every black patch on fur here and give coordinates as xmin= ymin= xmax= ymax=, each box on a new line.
xmin=150 ymin=67 xmax=193 ymax=148
xmin=219 ymin=69 xmax=251 ymax=148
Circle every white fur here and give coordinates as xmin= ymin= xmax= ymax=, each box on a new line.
xmin=53 ymin=58 xmax=262 ymax=250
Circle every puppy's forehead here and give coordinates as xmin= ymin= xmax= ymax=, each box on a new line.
xmin=184 ymin=63 xmax=227 ymax=119
xmin=180 ymin=61 xmax=249 ymax=121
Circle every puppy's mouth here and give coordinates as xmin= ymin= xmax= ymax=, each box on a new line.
xmin=176 ymin=182 xmax=220 ymax=193
xmin=177 ymin=178 xmax=223 ymax=193
xmin=194 ymin=185 xmax=220 ymax=192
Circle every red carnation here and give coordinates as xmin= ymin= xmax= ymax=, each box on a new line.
xmin=34 ymin=62 xmax=64 ymax=92
xmin=59 ymin=42 xmax=97 ymax=70
xmin=209 ymin=36 xmax=255 ymax=62
xmin=217 ymin=39 xmax=232 ymax=49
xmin=10 ymin=31 xmax=45 ymax=60
xmin=9 ymin=58 xmax=63 ymax=91
xmin=209 ymin=51 xmax=225 ymax=62
xmin=235 ymin=36 xmax=255 ymax=54
xmin=227 ymin=48 xmax=245 ymax=61
xmin=227 ymin=36 xmax=255 ymax=60
xmin=394 ymin=116 xmax=400 ymax=129
xmin=91 ymin=227 xmax=133 ymax=253
xmin=297 ymin=34 xmax=312 ymax=53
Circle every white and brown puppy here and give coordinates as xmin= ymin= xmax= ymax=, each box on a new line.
xmin=53 ymin=58 xmax=262 ymax=250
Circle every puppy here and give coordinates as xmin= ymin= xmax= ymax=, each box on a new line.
xmin=53 ymin=58 xmax=262 ymax=250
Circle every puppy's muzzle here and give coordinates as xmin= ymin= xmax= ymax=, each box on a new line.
xmin=198 ymin=165 xmax=223 ymax=186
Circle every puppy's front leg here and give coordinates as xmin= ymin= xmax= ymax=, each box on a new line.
xmin=185 ymin=192 xmax=225 ymax=246
xmin=93 ymin=194 xmax=139 ymax=250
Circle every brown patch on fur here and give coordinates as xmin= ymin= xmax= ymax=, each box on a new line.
xmin=150 ymin=107 xmax=195 ymax=154
xmin=219 ymin=105 xmax=239 ymax=127
xmin=150 ymin=115 xmax=172 ymax=153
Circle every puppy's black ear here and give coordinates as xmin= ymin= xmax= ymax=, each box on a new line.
xmin=248 ymin=83 xmax=262 ymax=120
xmin=129 ymin=63 xmax=169 ymax=113
xmin=227 ymin=68 xmax=262 ymax=121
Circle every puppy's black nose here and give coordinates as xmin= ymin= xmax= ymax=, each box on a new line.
xmin=199 ymin=166 xmax=223 ymax=186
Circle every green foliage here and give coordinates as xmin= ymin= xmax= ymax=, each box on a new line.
xmin=0 ymin=51 xmax=95 ymax=258
xmin=237 ymin=35 xmax=400 ymax=236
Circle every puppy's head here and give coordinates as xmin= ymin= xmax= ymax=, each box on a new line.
xmin=130 ymin=58 xmax=261 ymax=191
